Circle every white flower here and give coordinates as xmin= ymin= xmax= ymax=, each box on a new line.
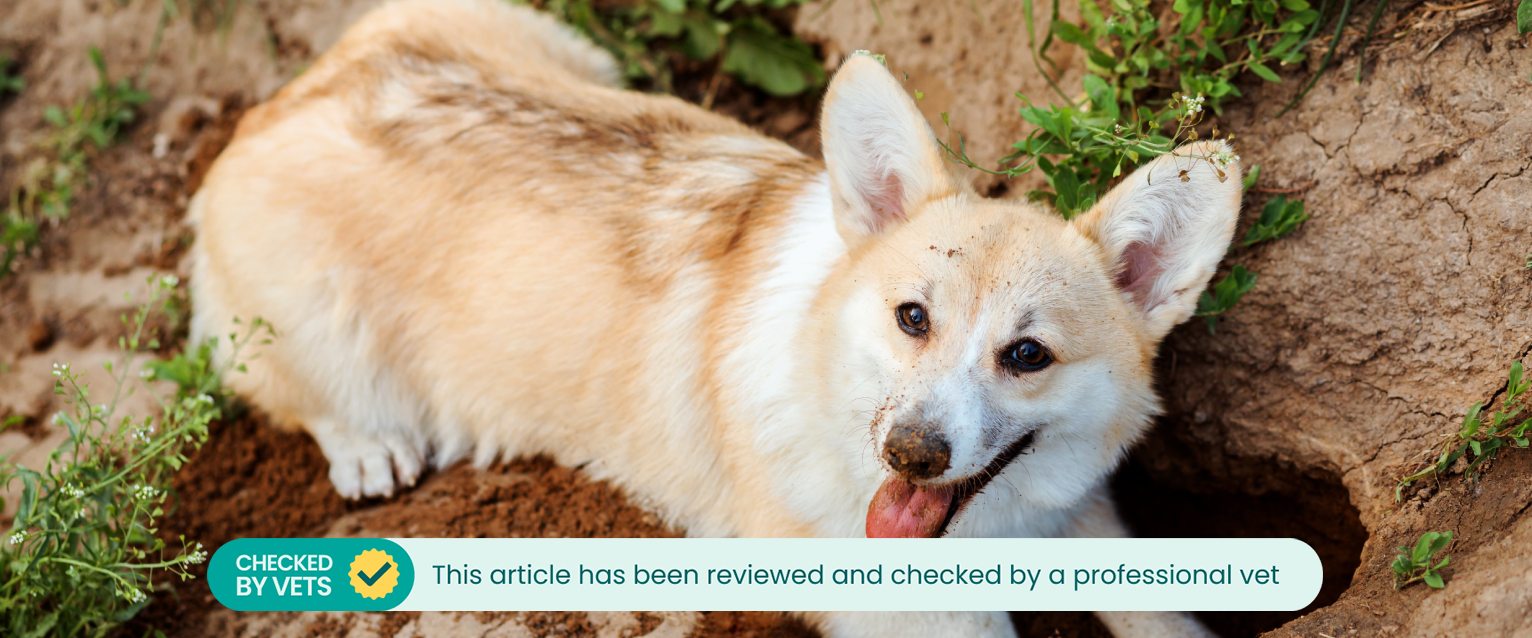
xmin=121 ymin=587 xmax=146 ymax=604
xmin=63 ymin=483 xmax=86 ymax=498
xmin=138 ymin=367 xmax=155 ymax=380
xmin=132 ymin=484 xmax=161 ymax=500
xmin=186 ymin=543 xmax=208 ymax=565
xmin=8 ymin=531 xmax=24 ymax=545
xmin=160 ymin=274 xmax=180 ymax=288
xmin=1212 ymin=148 xmax=1240 ymax=169
xmin=51 ymin=362 xmax=69 ymax=377
xmin=196 ymin=393 xmax=215 ymax=405
xmin=1183 ymin=93 xmax=1206 ymax=115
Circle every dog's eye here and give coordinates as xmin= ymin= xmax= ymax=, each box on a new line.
xmin=1001 ymin=339 xmax=1052 ymax=372
xmin=895 ymin=302 xmax=929 ymax=336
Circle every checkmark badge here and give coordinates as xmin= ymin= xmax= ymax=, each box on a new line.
xmin=356 ymin=561 xmax=392 ymax=586
xmin=348 ymin=549 xmax=400 ymax=600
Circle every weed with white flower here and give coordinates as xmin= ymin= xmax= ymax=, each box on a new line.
xmin=0 ymin=275 xmax=268 ymax=635
xmin=938 ymin=0 xmax=1322 ymax=330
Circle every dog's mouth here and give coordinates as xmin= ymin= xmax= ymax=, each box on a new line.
xmin=865 ymin=431 xmax=1036 ymax=538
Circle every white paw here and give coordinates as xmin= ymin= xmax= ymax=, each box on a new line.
xmin=312 ymin=423 xmax=428 ymax=499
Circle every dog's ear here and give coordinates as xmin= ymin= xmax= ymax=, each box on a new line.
xmin=1072 ymin=141 xmax=1242 ymax=341
xmin=821 ymin=53 xmax=957 ymax=247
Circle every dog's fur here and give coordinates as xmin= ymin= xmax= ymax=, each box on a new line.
xmin=189 ymin=1 xmax=1241 ymax=635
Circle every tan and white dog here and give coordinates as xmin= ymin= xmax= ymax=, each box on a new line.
xmin=189 ymin=1 xmax=1240 ymax=635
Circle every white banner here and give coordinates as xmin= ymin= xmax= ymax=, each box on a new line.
xmin=387 ymin=538 xmax=1321 ymax=612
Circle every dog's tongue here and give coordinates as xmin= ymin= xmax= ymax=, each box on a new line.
xmin=865 ymin=477 xmax=955 ymax=538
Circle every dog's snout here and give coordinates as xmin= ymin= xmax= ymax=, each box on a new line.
xmin=882 ymin=422 xmax=951 ymax=481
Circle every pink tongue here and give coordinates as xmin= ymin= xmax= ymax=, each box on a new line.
xmin=865 ymin=477 xmax=956 ymax=538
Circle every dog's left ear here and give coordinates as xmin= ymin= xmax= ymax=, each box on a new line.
xmin=1072 ymin=141 xmax=1242 ymax=341
xmin=821 ymin=53 xmax=957 ymax=248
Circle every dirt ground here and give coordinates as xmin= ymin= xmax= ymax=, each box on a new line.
xmin=1 ymin=0 xmax=1529 ymax=636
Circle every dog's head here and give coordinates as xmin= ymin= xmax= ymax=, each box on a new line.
xmin=814 ymin=55 xmax=1241 ymax=537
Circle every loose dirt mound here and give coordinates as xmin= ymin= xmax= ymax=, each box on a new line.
xmin=2 ymin=0 xmax=1528 ymax=636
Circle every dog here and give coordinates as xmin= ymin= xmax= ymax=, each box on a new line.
xmin=188 ymin=1 xmax=1240 ymax=635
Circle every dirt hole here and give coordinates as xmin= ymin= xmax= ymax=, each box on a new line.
xmin=1115 ymin=436 xmax=1366 ymax=637
xmin=1014 ymin=437 xmax=1365 ymax=638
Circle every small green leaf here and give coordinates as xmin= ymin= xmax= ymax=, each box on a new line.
xmin=680 ymin=14 xmax=723 ymax=59
xmin=1412 ymin=534 xmax=1435 ymax=563
xmin=1242 ymin=196 xmax=1308 ymax=246
xmin=1518 ymin=0 xmax=1532 ymax=35
xmin=1242 ymin=164 xmax=1262 ymax=191
xmin=1459 ymin=403 xmax=1483 ymax=439
xmin=1082 ymin=74 xmax=1119 ymax=119
xmin=1195 ymin=265 xmax=1258 ymax=330
xmin=43 ymin=105 xmax=66 ymax=127
xmin=1248 ymin=60 xmax=1281 ymax=82
xmin=1422 ymin=571 xmax=1444 ymax=589
xmin=720 ymin=18 xmax=825 ymax=96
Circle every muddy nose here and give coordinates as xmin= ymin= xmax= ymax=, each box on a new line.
xmin=882 ymin=422 xmax=951 ymax=481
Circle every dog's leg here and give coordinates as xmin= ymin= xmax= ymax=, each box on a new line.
xmin=308 ymin=416 xmax=427 ymax=499
xmin=810 ymin=611 xmax=1014 ymax=638
xmin=1071 ymin=490 xmax=1218 ymax=638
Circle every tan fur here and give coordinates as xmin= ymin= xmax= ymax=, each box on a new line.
xmin=190 ymin=2 xmax=1240 ymax=636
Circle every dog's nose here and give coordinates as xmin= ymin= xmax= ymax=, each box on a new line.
xmin=882 ymin=422 xmax=951 ymax=481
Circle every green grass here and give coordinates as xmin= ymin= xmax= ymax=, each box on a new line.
xmin=2 ymin=48 xmax=148 ymax=278
xmin=2 ymin=1 xmax=245 ymax=278
xmin=1391 ymin=530 xmax=1451 ymax=590
xmin=0 ymin=277 xmax=268 ymax=636
xmin=938 ymin=0 xmax=1367 ymax=330
xmin=529 ymin=0 xmax=823 ymax=97
xmin=1396 ymin=361 xmax=1532 ymax=500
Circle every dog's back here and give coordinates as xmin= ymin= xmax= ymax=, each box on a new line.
xmin=189 ymin=0 xmax=821 ymax=509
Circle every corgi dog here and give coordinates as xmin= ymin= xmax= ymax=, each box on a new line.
xmin=189 ymin=1 xmax=1240 ymax=635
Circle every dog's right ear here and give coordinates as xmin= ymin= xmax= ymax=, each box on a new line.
xmin=821 ymin=53 xmax=956 ymax=248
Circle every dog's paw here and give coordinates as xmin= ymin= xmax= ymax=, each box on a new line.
xmin=313 ymin=423 xmax=428 ymax=499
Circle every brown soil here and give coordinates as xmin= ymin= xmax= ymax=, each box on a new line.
xmin=2 ymin=0 xmax=1529 ymax=637
xmin=123 ymin=413 xmax=817 ymax=636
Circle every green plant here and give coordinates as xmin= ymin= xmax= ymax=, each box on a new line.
xmin=0 ymin=276 xmax=265 ymax=636
xmin=1195 ymin=264 xmax=1257 ymax=331
xmin=2 ymin=47 xmax=148 ymax=277
xmin=1242 ymin=195 xmax=1307 ymax=246
xmin=1518 ymin=0 xmax=1531 ymax=35
xmin=1397 ymin=361 xmax=1532 ymax=500
xmin=0 ymin=53 xmax=22 ymax=97
xmin=941 ymin=0 xmax=1334 ymax=330
xmin=1391 ymin=530 xmax=1452 ymax=590
xmin=531 ymin=0 xmax=823 ymax=97
xmin=946 ymin=0 xmax=1321 ymax=214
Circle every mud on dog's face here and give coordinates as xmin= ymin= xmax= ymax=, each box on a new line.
xmin=817 ymin=55 xmax=1242 ymax=537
